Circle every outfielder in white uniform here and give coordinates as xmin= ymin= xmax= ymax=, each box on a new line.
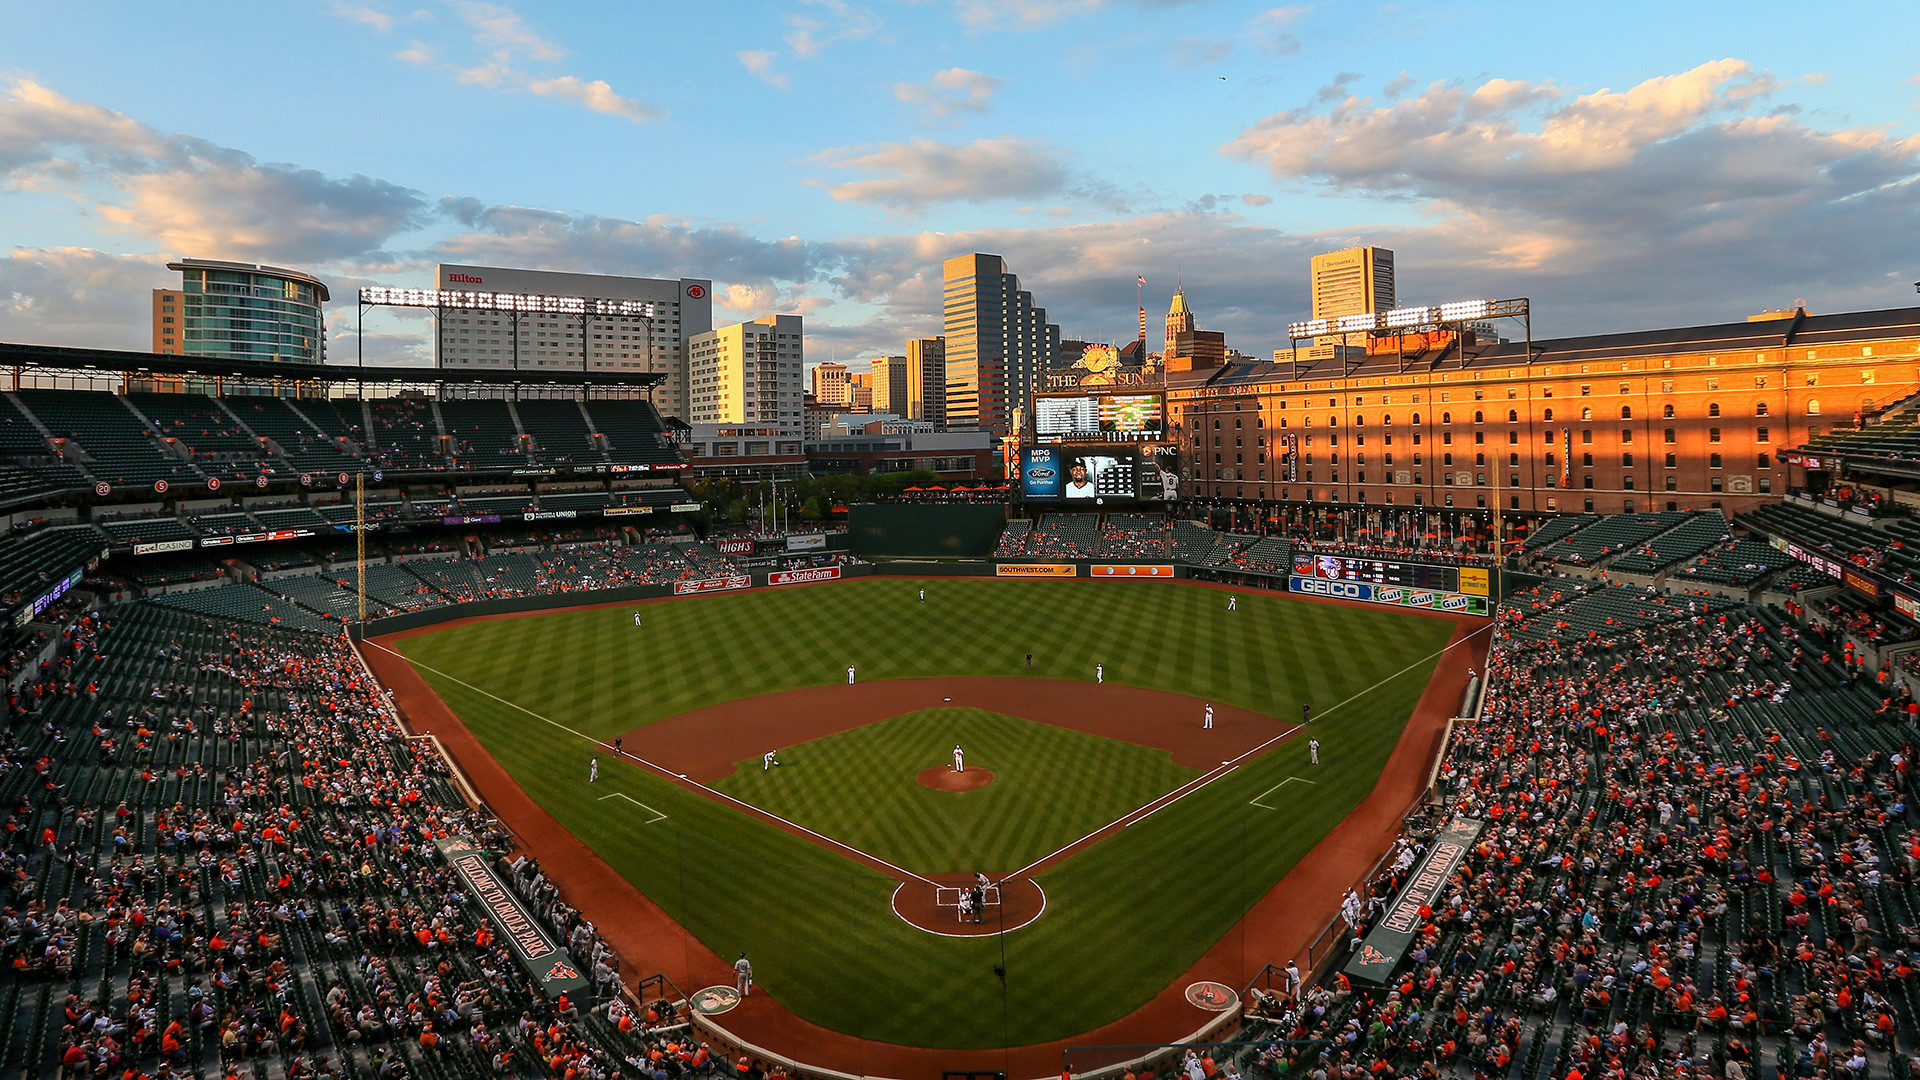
xmin=953 ymin=745 xmax=965 ymax=772
xmin=1309 ymin=738 xmax=1320 ymax=764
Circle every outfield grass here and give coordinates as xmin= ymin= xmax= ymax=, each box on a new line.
xmin=395 ymin=578 xmax=1455 ymax=1047
xmin=712 ymin=707 xmax=1200 ymax=875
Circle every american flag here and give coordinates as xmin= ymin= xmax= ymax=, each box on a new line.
xmin=1136 ymin=276 xmax=1145 ymax=286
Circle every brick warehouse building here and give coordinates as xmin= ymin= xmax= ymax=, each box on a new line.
xmin=1164 ymin=305 xmax=1920 ymax=522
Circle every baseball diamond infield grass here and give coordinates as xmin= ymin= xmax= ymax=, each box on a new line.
xmin=392 ymin=578 xmax=1455 ymax=1048
xmin=712 ymin=707 xmax=1202 ymax=875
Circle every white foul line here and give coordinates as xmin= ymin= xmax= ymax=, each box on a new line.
xmin=598 ymin=792 xmax=670 ymax=824
xmin=1006 ymin=623 xmax=1490 ymax=877
xmin=1249 ymin=776 xmax=1317 ymax=810
xmin=366 ymin=640 xmax=941 ymax=886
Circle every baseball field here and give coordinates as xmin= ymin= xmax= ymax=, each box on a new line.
xmin=383 ymin=577 xmax=1457 ymax=1048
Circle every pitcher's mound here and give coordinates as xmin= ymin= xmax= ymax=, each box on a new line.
xmin=918 ymin=766 xmax=994 ymax=792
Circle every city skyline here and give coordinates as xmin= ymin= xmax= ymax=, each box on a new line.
xmin=0 ymin=1 xmax=1915 ymax=376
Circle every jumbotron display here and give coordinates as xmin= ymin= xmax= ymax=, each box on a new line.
xmin=1033 ymin=392 xmax=1165 ymax=443
xmin=1020 ymin=444 xmax=1181 ymax=502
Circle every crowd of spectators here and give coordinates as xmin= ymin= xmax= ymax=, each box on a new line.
xmin=0 ymin=598 xmax=723 ymax=1080
xmin=1247 ymin=581 xmax=1920 ymax=1080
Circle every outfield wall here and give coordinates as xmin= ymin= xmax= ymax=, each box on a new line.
xmin=847 ymin=502 xmax=1006 ymax=559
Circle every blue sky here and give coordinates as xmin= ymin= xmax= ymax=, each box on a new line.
xmin=0 ymin=0 xmax=1915 ymax=371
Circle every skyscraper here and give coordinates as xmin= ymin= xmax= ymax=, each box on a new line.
xmin=687 ymin=314 xmax=804 ymax=437
xmin=1309 ymin=247 xmax=1395 ymax=322
xmin=906 ymin=337 xmax=945 ymax=426
xmin=941 ymin=253 xmax=1060 ymax=433
xmin=157 ymin=259 xmax=329 ymax=363
xmin=869 ymin=355 xmax=909 ymax=416
xmin=811 ymin=361 xmax=851 ymax=406
xmin=1163 ymin=286 xmax=1194 ymax=360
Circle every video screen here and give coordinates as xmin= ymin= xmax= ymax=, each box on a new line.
xmin=1136 ymin=444 xmax=1182 ymax=502
xmin=1100 ymin=394 xmax=1163 ymax=436
xmin=1020 ymin=446 xmax=1064 ymax=500
xmin=1034 ymin=393 xmax=1164 ymax=443
xmin=1025 ymin=443 xmax=1178 ymax=503
xmin=1060 ymin=451 xmax=1135 ymax=500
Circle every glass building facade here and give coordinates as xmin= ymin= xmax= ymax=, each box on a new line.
xmin=165 ymin=259 xmax=329 ymax=364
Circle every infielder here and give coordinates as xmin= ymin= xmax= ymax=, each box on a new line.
xmin=588 ymin=757 xmax=598 ymax=783
xmin=847 ymin=664 xmax=856 ymax=685
xmin=1309 ymin=737 xmax=1320 ymax=765
xmin=763 ymin=750 xmax=780 ymax=771
xmin=734 ymin=953 xmax=752 ymax=997
xmin=1096 ymin=663 xmax=1103 ymax=684
xmin=1204 ymin=703 xmax=1213 ymax=729
xmin=953 ymin=744 xmax=965 ymax=772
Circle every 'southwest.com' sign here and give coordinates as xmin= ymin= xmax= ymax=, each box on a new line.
xmin=1343 ymin=817 xmax=1484 ymax=984
xmin=436 ymin=837 xmax=592 ymax=999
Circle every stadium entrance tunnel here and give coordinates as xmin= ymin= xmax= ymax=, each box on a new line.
xmin=917 ymin=765 xmax=995 ymax=791
xmin=890 ymin=875 xmax=1045 ymax=937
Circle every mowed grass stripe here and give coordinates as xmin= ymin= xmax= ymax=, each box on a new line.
xmin=397 ymin=579 xmax=1457 ymax=1047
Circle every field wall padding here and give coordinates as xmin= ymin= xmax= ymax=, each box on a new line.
xmin=846 ymin=503 xmax=1007 ymax=559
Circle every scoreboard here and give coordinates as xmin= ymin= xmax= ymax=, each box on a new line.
xmin=1291 ymin=552 xmax=1460 ymax=593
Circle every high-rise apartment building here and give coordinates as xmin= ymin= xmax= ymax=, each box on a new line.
xmin=1310 ymin=247 xmax=1395 ymax=322
xmin=156 ymin=259 xmax=329 ymax=363
xmin=869 ymin=355 xmax=909 ymax=417
xmin=906 ymin=337 xmax=945 ymax=426
xmin=433 ymin=265 xmax=712 ymax=420
xmin=942 ymin=253 xmax=1060 ymax=433
xmin=687 ymin=314 xmax=804 ymax=437
xmin=849 ymin=372 xmax=874 ymax=412
xmin=811 ymin=361 xmax=851 ymax=406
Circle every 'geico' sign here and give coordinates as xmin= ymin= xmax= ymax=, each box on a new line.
xmin=1288 ymin=575 xmax=1373 ymax=601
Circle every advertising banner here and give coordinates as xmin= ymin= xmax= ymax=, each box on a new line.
xmin=767 ymin=567 xmax=842 ymax=586
xmin=669 ymin=503 xmax=704 ymax=512
xmin=784 ymin=534 xmax=827 ymax=552
xmin=716 ymin=538 xmax=755 ymax=555
xmin=1457 ymin=567 xmax=1490 ymax=597
xmin=673 ymin=575 xmax=750 ymax=595
xmin=1288 ymin=575 xmax=1489 ymax=616
xmin=444 ymin=514 xmax=501 ymax=525
xmin=1091 ymin=564 xmax=1174 ymax=578
xmin=521 ymin=510 xmax=577 ymax=522
xmin=1895 ymin=592 xmax=1919 ymax=620
xmin=435 ymin=837 xmax=590 ymax=1000
xmin=603 ymin=506 xmax=655 ymax=517
xmin=995 ymin=563 xmax=1078 ymax=577
xmin=1020 ymin=445 xmax=1064 ymax=500
xmin=1844 ymin=570 xmax=1882 ymax=598
xmin=1345 ymin=817 xmax=1484 ymax=983
xmin=132 ymin=539 xmax=195 ymax=555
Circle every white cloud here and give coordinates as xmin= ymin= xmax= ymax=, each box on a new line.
xmin=326 ymin=1 xmax=396 ymax=32
xmin=1246 ymin=5 xmax=1308 ymax=56
xmin=812 ymin=137 xmax=1072 ymax=210
xmin=0 ymin=247 xmax=169 ymax=350
xmin=525 ymin=76 xmax=663 ymax=122
xmin=1241 ymin=193 xmax=1272 ymax=206
xmin=955 ymin=0 xmax=1105 ymax=31
xmin=783 ymin=0 xmax=881 ymax=59
xmin=893 ymin=68 xmax=1004 ymax=124
xmin=737 ymin=50 xmax=791 ymax=91
xmin=351 ymin=0 xmax=662 ymax=121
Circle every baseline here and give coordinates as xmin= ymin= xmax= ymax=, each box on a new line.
xmin=598 ymin=792 xmax=670 ymax=824
xmin=1249 ymin=777 xmax=1317 ymax=810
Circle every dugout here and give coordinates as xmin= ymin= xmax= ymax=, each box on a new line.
xmin=847 ymin=503 xmax=1006 ymax=559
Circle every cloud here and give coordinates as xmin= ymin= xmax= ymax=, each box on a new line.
xmin=955 ymin=0 xmax=1105 ymax=31
xmin=0 ymin=79 xmax=433 ymax=265
xmin=355 ymin=0 xmax=662 ymax=121
xmin=1241 ymin=193 xmax=1272 ymax=206
xmin=783 ymin=0 xmax=881 ymax=59
xmin=1382 ymin=70 xmax=1414 ymax=100
xmin=893 ymin=68 xmax=1004 ymax=124
xmin=812 ymin=137 xmax=1073 ymax=210
xmin=0 ymin=247 xmax=169 ymax=350
xmin=737 ymin=50 xmax=791 ymax=91
xmin=1171 ymin=38 xmax=1232 ymax=69
xmin=326 ymin=1 xmax=396 ymax=31
xmin=1246 ymin=6 xmax=1308 ymax=56
xmin=525 ymin=76 xmax=663 ymax=121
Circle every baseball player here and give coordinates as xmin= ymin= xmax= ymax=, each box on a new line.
xmin=1309 ymin=738 xmax=1320 ymax=765
xmin=1096 ymin=663 xmax=1103 ymax=684
xmin=1228 ymin=595 xmax=1237 ymax=611
xmin=919 ymin=587 xmax=925 ymax=603
xmin=588 ymin=757 xmax=598 ymax=783
xmin=763 ymin=750 xmax=780 ymax=771
xmin=847 ymin=664 xmax=856 ymax=685
xmin=734 ymin=953 xmax=752 ymax=997
xmin=633 ymin=612 xmax=642 ymax=627
xmin=953 ymin=744 xmax=965 ymax=773
xmin=1204 ymin=703 xmax=1213 ymax=729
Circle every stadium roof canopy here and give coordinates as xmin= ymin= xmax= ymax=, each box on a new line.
xmin=0 ymin=341 xmax=668 ymax=391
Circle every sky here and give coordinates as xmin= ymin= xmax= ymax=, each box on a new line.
xmin=0 ymin=0 xmax=1916 ymax=375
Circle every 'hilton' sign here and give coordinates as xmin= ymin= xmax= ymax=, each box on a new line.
xmin=447 ymin=273 xmax=483 ymax=284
